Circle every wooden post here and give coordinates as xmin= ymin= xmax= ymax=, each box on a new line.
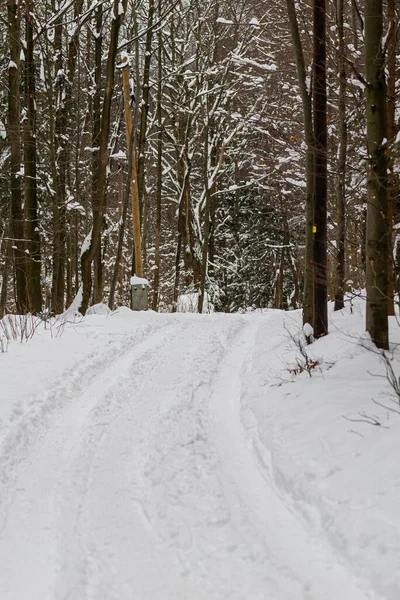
xmin=120 ymin=54 xmax=143 ymax=277
xmin=131 ymin=275 xmax=149 ymax=311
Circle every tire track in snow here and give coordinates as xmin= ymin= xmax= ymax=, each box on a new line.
xmin=209 ymin=316 xmax=375 ymax=600
xmin=0 ymin=317 xmax=180 ymax=600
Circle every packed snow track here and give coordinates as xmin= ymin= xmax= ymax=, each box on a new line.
xmin=0 ymin=311 xmax=384 ymax=599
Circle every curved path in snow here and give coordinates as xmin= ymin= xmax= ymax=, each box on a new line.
xmin=0 ymin=313 xmax=374 ymax=599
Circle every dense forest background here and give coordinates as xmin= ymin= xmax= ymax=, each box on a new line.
xmin=0 ymin=0 xmax=398 ymax=341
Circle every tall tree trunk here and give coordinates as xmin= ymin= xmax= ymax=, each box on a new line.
xmin=24 ymin=0 xmax=43 ymax=314
xmin=7 ymin=0 xmax=29 ymax=313
xmin=137 ymin=0 xmax=155 ymax=220
xmin=198 ymin=97 xmax=211 ymax=314
xmin=152 ymin=1 xmax=163 ymax=311
xmin=312 ymin=0 xmax=328 ymax=338
xmin=51 ymin=4 xmax=65 ymax=313
xmin=109 ymin=140 xmax=131 ymax=310
xmin=91 ymin=5 xmax=103 ymax=305
xmin=121 ymin=59 xmax=143 ymax=277
xmin=51 ymin=0 xmax=84 ymax=313
xmin=286 ymin=0 xmax=314 ymax=328
xmin=80 ymin=0 xmax=127 ymax=315
xmin=365 ymin=0 xmax=389 ymax=349
xmin=386 ymin=0 xmax=396 ymax=316
xmin=334 ymin=0 xmax=347 ymax=311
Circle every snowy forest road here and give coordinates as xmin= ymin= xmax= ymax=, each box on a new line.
xmin=0 ymin=312 xmax=375 ymax=600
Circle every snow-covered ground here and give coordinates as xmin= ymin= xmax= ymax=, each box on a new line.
xmin=0 ymin=301 xmax=399 ymax=599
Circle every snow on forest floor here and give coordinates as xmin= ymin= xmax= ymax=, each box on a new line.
xmin=0 ymin=300 xmax=400 ymax=600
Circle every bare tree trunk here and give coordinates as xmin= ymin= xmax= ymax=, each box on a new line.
xmin=152 ymin=1 xmax=162 ymax=311
xmin=334 ymin=0 xmax=347 ymax=311
xmin=7 ymin=0 xmax=29 ymax=313
xmin=24 ymin=0 xmax=43 ymax=314
xmin=0 ymin=236 xmax=11 ymax=318
xmin=51 ymin=5 xmax=65 ymax=313
xmin=121 ymin=59 xmax=143 ymax=277
xmin=91 ymin=5 xmax=103 ymax=305
xmin=109 ymin=140 xmax=132 ymax=310
xmin=312 ymin=0 xmax=328 ymax=338
xmin=365 ymin=0 xmax=389 ymax=349
xmin=137 ymin=0 xmax=155 ymax=220
xmin=386 ymin=0 xmax=396 ymax=316
xmin=198 ymin=98 xmax=211 ymax=314
xmin=286 ymin=0 xmax=314 ymax=328
xmin=80 ymin=0 xmax=126 ymax=315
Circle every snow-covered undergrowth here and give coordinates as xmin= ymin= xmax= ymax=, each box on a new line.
xmin=0 ymin=300 xmax=399 ymax=599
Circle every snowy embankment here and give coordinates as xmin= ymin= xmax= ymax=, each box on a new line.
xmin=0 ymin=301 xmax=399 ymax=599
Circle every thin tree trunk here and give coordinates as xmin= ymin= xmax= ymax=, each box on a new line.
xmin=152 ymin=0 xmax=162 ymax=311
xmin=7 ymin=0 xmax=29 ymax=313
xmin=334 ymin=0 xmax=347 ymax=311
xmin=312 ymin=0 xmax=328 ymax=338
xmin=91 ymin=5 xmax=103 ymax=305
xmin=0 ymin=237 xmax=11 ymax=318
xmin=365 ymin=0 xmax=389 ymax=349
xmin=109 ymin=139 xmax=132 ymax=310
xmin=121 ymin=59 xmax=143 ymax=277
xmin=137 ymin=0 xmax=155 ymax=220
xmin=24 ymin=0 xmax=43 ymax=314
xmin=198 ymin=100 xmax=211 ymax=314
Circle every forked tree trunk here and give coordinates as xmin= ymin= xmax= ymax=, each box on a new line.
xmin=365 ymin=0 xmax=389 ymax=349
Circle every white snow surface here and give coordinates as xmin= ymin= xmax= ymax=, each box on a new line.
xmin=0 ymin=301 xmax=399 ymax=599
xmin=130 ymin=275 xmax=149 ymax=287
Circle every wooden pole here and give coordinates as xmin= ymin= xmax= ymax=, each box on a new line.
xmin=121 ymin=57 xmax=143 ymax=277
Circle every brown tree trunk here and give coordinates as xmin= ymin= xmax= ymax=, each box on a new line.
xmin=386 ymin=0 xmax=396 ymax=316
xmin=152 ymin=1 xmax=163 ymax=311
xmin=286 ymin=0 xmax=314 ymax=328
xmin=80 ymin=0 xmax=127 ymax=315
xmin=365 ymin=0 xmax=389 ymax=349
xmin=312 ymin=0 xmax=328 ymax=338
xmin=0 ymin=237 xmax=11 ymax=318
xmin=334 ymin=0 xmax=347 ymax=311
xmin=137 ymin=0 xmax=155 ymax=220
xmin=24 ymin=1 xmax=43 ymax=314
xmin=91 ymin=5 xmax=103 ymax=305
xmin=7 ymin=0 xmax=29 ymax=313
xmin=109 ymin=140 xmax=131 ymax=310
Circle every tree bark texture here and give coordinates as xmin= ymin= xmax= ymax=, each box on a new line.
xmin=386 ymin=0 xmax=396 ymax=316
xmin=7 ymin=0 xmax=29 ymax=313
xmin=80 ymin=0 xmax=127 ymax=315
xmin=365 ymin=0 xmax=389 ymax=349
xmin=312 ymin=0 xmax=328 ymax=338
xmin=24 ymin=1 xmax=43 ymax=314
xmin=334 ymin=0 xmax=347 ymax=311
xmin=286 ymin=0 xmax=314 ymax=328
